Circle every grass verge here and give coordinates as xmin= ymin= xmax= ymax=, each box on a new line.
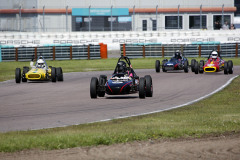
xmin=0 ymin=75 xmax=239 ymax=152
xmin=1 ymin=57 xmax=240 ymax=82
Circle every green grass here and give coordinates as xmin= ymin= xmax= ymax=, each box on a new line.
xmin=0 ymin=74 xmax=239 ymax=152
xmin=1 ymin=57 xmax=240 ymax=82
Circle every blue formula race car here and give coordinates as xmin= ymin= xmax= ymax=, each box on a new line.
xmin=155 ymin=51 xmax=189 ymax=73
xmin=90 ymin=56 xmax=153 ymax=99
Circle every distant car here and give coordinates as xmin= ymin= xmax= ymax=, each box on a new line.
xmin=90 ymin=56 xmax=153 ymax=99
xmin=192 ymin=51 xmax=233 ymax=74
xmin=155 ymin=51 xmax=189 ymax=73
xmin=15 ymin=56 xmax=63 ymax=83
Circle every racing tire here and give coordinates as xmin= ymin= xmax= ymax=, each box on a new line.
xmin=15 ymin=68 xmax=21 ymax=83
xmin=162 ymin=59 xmax=168 ymax=72
xmin=98 ymin=75 xmax=107 ymax=97
xmin=22 ymin=66 xmax=29 ymax=82
xmin=144 ymin=75 xmax=153 ymax=97
xmin=90 ymin=77 xmax=98 ymax=99
xmin=51 ymin=67 xmax=57 ymax=82
xmin=191 ymin=59 xmax=196 ymax=72
xmin=139 ymin=77 xmax=146 ymax=99
xmin=155 ymin=60 xmax=160 ymax=73
xmin=228 ymin=60 xmax=233 ymax=74
xmin=199 ymin=60 xmax=204 ymax=74
xmin=224 ymin=61 xmax=228 ymax=75
xmin=184 ymin=60 xmax=188 ymax=73
xmin=56 ymin=67 xmax=64 ymax=81
xmin=194 ymin=61 xmax=199 ymax=74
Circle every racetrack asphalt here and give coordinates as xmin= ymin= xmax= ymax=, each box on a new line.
xmin=0 ymin=67 xmax=239 ymax=132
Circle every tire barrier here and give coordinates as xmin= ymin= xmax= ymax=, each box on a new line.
xmin=121 ymin=43 xmax=239 ymax=58
xmin=0 ymin=44 xmax=107 ymax=61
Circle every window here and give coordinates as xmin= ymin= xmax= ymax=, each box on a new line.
xmin=213 ymin=15 xmax=231 ymax=30
xmin=189 ymin=15 xmax=207 ymax=29
xmin=152 ymin=20 xmax=157 ymax=31
xmin=142 ymin=20 xmax=147 ymax=31
xmin=165 ymin=16 xmax=182 ymax=29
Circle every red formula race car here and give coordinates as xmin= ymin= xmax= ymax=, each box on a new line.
xmin=192 ymin=51 xmax=233 ymax=75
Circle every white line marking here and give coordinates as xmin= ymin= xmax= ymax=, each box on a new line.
xmin=87 ymin=75 xmax=239 ymax=124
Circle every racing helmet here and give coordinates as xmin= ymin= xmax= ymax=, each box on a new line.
xmin=211 ymin=51 xmax=218 ymax=59
xmin=117 ymin=61 xmax=127 ymax=73
xmin=174 ymin=50 xmax=181 ymax=59
xmin=36 ymin=59 xmax=45 ymax=68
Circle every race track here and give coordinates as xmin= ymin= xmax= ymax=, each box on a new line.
xmin=0 ymin=67 xmax=239 ymax=132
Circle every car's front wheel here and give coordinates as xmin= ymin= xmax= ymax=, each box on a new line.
xmin=191 ymin=59 xmax=196 ymax=72
xmin=90 ymin=77 xmax=98 ymax=98
xmin=15 ymin=68 xmax=21 ymax=83
xmin=56 ymin=67 xmax=64 ymax=81
xmin=228 ymin=60 xmax=233 ymax=74
xmin=98 ymin=75 xmax=107 ymax=97
xmin=184 ymin=60 xmax=188 ymax=73
xmin=139 ymin=77 xmax=146 ymax=99
xmin=194 ymin=61 xmax=199 ymax=74
xmin=145 ymin=75 xmax=153 ymax=97
xmin=51 ymin=67 xmax=57 ymax=82
xmin=224 ymin=61 xmax=228 ymax=75
xmin=155 ymin=60 xmax=160 ymax=73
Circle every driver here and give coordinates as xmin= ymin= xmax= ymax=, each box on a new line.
xmin=174 ymin=50 xmax=182 ymax=60
xmin=210 ymin=51 xmax=220 ymax=62
xmin=30 ymin=56 xmax=46 ymax=69
xmin=117 ymin=61 xmax=127 ymax=73
xmin=116 ymin=61 xmax=134 ymax=77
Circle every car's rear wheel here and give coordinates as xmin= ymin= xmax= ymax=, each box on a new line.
xmin=51 ymin=67 xmax=57 ymax=82
xmin=199 ymin=60 xmax=204 ymax=74
xmin=224 ymin=61 xmax=228 ymax=75
xmin=184 ymin=60 xmax=188 ymax=73
xmin=144 ymin=75 xmax=153 ymax=97
xmin=194 ymin=61 xmax=199 ymax=74
xmin=15 ymin=68 xmax=21 ymax=83
xmin=56 ymin=67 xmax=64 ymax=81
xmin=139 ymin=77 xmax=146 ymax=99
xmin=155 ymin=60 xmax=160 ymax=73
xmin=228 ymin=60 xmax=233 ymax=74
xmin=191 ymin=59 xmax=196 ymax=72
xmin=98 ymin=75 xmax=107 ymax=97
xmin=90 ymin=77 xmax=98 ymax=98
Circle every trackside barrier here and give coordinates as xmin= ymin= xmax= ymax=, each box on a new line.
xmin=120 ymin=43 xmax=240 ymax=58
xmin=0 ymin=44 xmax=106 ymax=61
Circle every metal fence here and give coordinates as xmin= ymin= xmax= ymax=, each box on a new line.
xmin=0 ymin=45 xmax=101 ymax=61
xmin=121 ymin=43 xmax=239 ymax=58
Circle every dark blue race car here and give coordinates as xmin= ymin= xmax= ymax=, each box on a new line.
xmin=90 ymin=56 xmax=153 ymax=99
xmin=155 ymin=51 xmax=189 ymax=73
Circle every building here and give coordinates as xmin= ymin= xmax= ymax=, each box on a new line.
xmin=0 ymin=0 xmax=236 ymax=32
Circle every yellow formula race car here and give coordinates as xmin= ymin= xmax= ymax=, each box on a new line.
xmin=15 ymin=56 xmax=63 ymax=83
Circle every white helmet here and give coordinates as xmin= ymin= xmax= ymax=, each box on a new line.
xmin=37 ymin=59 xmax=45 ymax=68
xmin=211 ymin=51 xmax=218 ymax=59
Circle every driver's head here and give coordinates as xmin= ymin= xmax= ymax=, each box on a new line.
xmin=117 ymin=61 xmax=127 ymax=73
xmin=37 ymin=59 xmax=45 ymax=68
xmin=211 ymin=51 xmax=218 ymax=59
xmin=175 ymin=50 xmax=181 ymax=58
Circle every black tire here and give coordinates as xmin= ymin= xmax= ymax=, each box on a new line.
xmin=224 ymin=61 xmax=228 ymax=75
xmin=228 ymin=60 xmax=233 ymax=74
xmin=56 ymin=67 xmax=64 ymax=81
xmin=191 ymin=59 xmax=196 ymax=72
xmin=51 ymin=67 xmax=57 ymax=82
xmin=15 ymin=68 xmax=21 ymax=83
xmin=199 ymin=60 xmax=204 ymax=74
xmin=22 ymin=66 xmax=29 ymax=82
xmin=155 ymin=60 xmax=160 ymax=73
xmin=184 ymin=60 xmax=188 ymax=73
xmin=139 ymin=77 xmax=146 ymax=99
xmin=98 ymin=75 xmax=107 ymax=97
xmin=144 ymin=75 xmax=153 ymax=97
xmin=162 ymin=59 xmax=167 ymax=72
xmin=90 ymin=77 xmax=98 ymax=98
xmin=194 ymin=61 xmax=199 ymax=74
